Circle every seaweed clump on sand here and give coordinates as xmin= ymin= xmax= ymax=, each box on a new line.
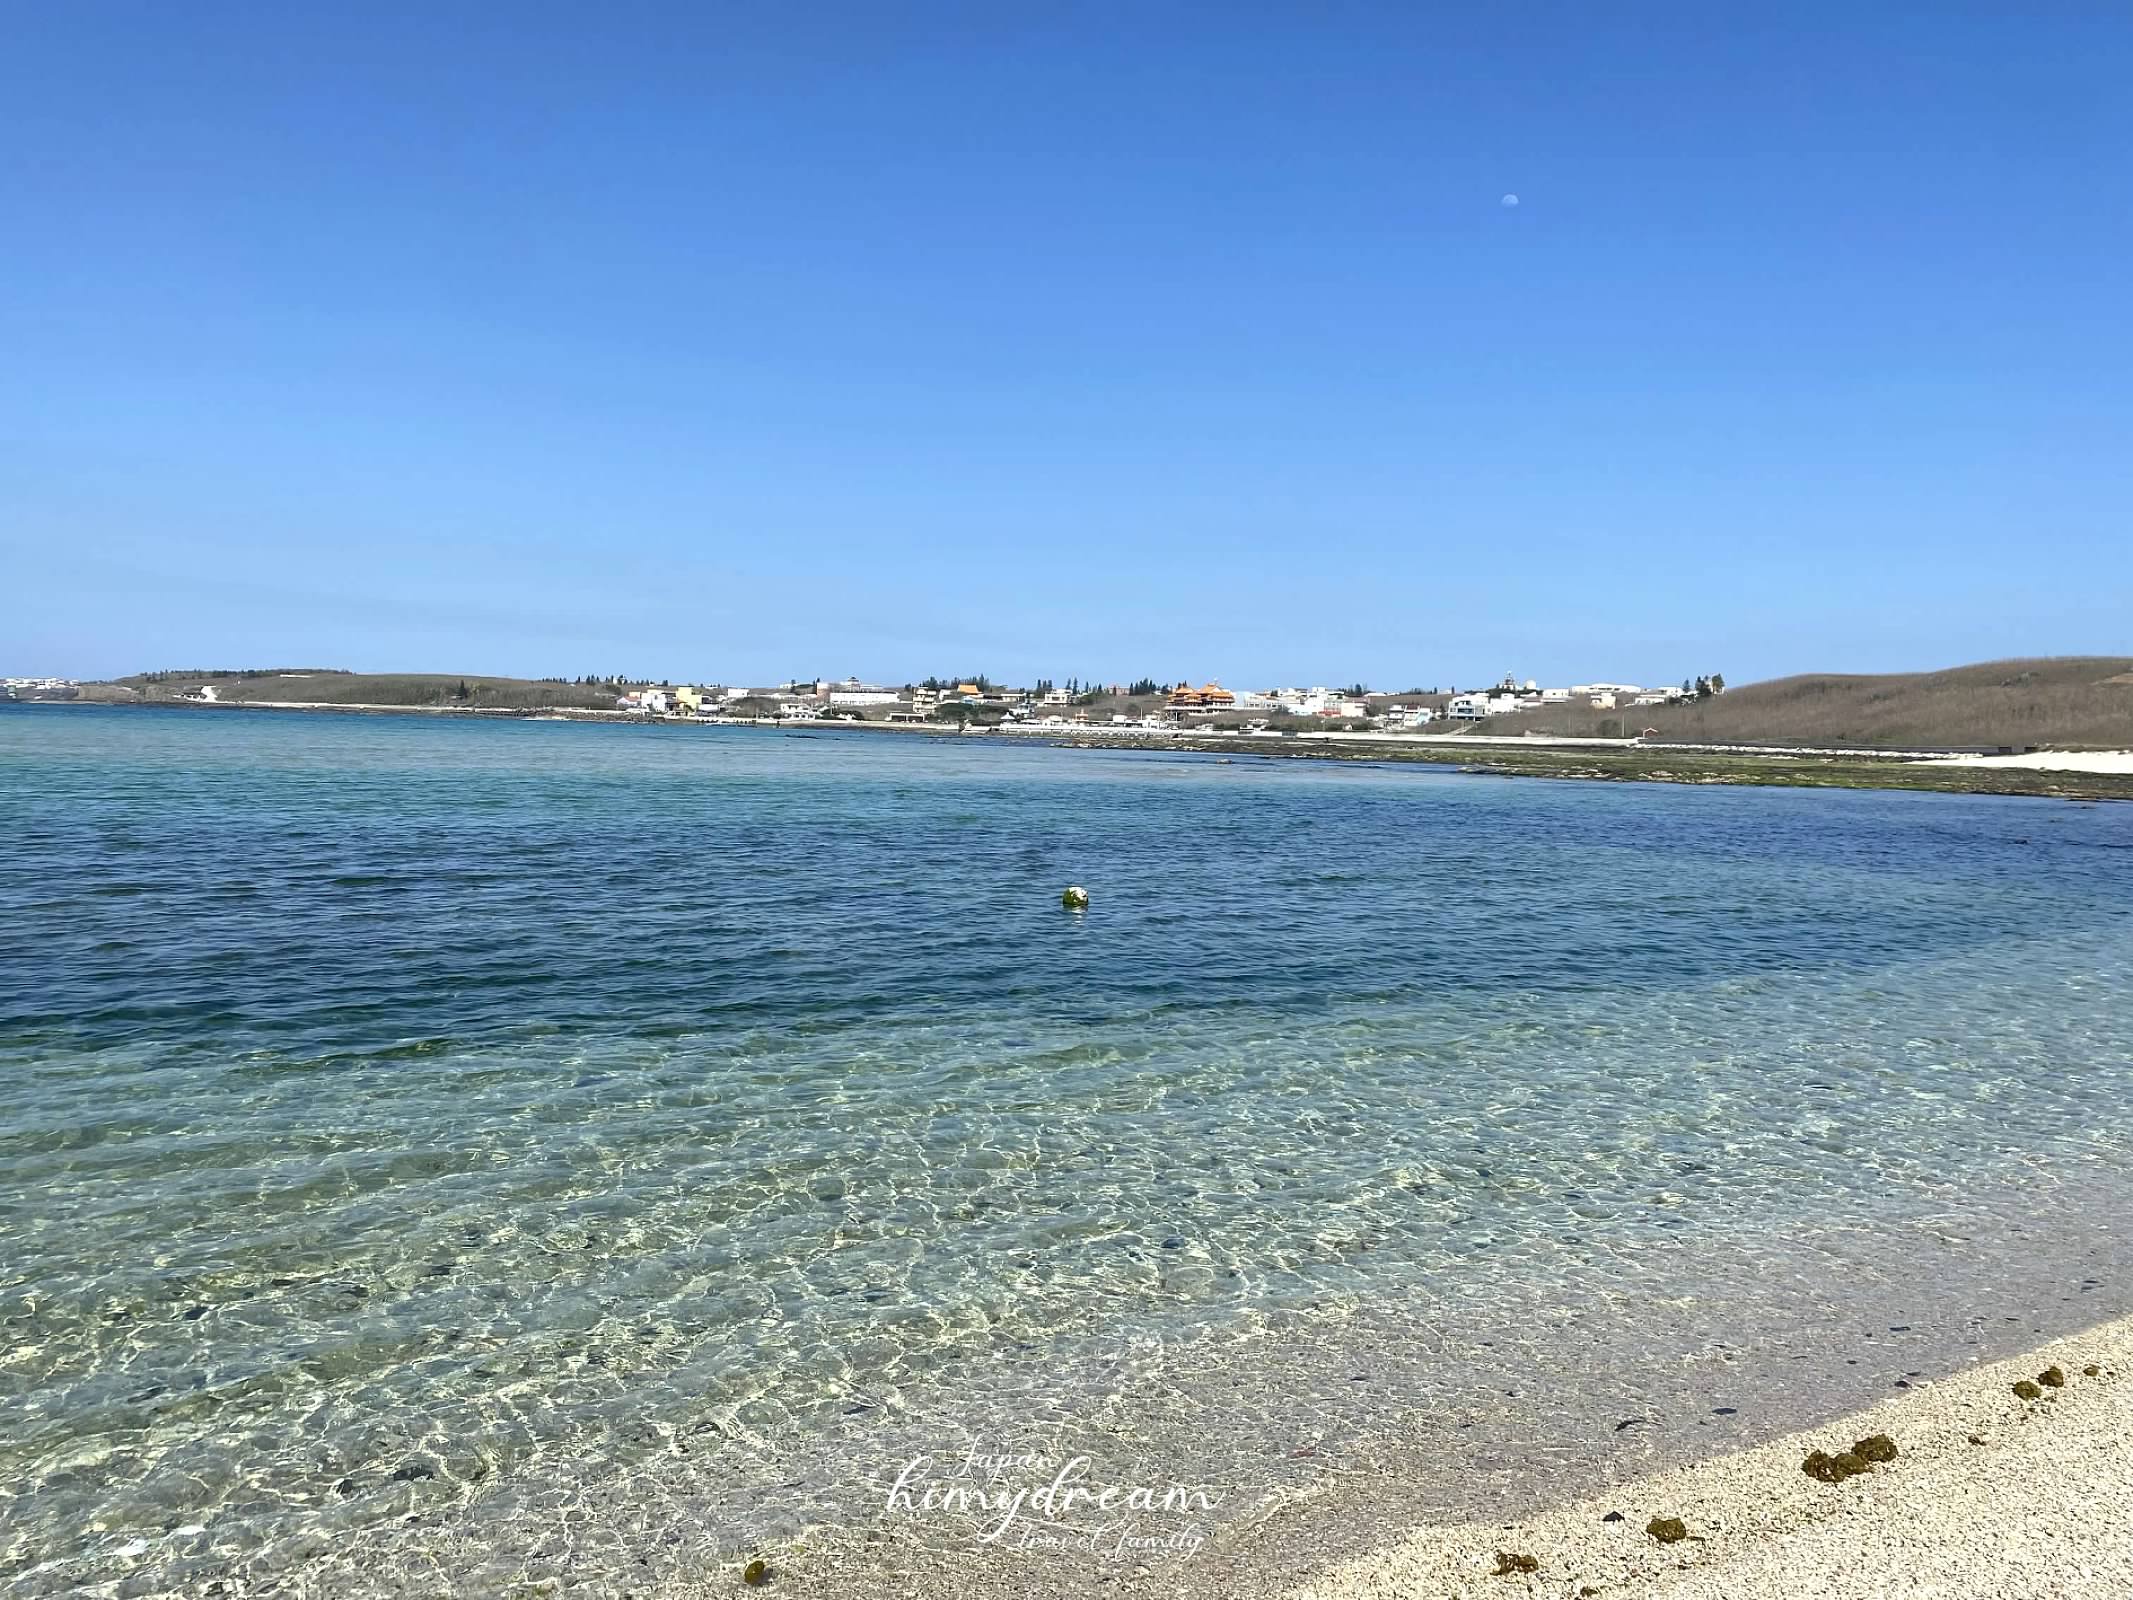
xmin=2084 ymin=1364 xmax=2102 ymax=1378
xmin=2013 ymin=1379 xmax=2043 ymax=1401
xmin=742 ymin=1558 xmax=770 ymax=1586
xmin=1492 ymin=1551 xmax=1540 ymax=1575
xmin=1802 ymin=1446 xmax=1877 ymax=1481
xmin=2039 ymin=1365 xmax=2066 ymax=1388
xmin=1646 ymin=1516 xmax=1688 ymax=1544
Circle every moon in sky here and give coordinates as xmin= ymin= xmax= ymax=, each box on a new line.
xmin=1501 ymin=193 xmax=1520 ymax=207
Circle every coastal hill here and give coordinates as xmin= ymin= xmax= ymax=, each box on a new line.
xmin=1475 ymin=657 xmax=2133 ymax=750
xmin=71 ymin=657 xmax=2133 ymax=751
xmin=85 ymin=670 xmax=623 ymax=712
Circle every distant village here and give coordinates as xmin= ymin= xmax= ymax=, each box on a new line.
xmin=8 ymin=669 xmax=1730 ymax=733
xmin=610 ymin=673 xmax=1728 ymax=731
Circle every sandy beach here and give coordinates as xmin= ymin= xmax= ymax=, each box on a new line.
xmin=1934 ymin=750 xmax=2133 ymax=775
xmin=1290 ymin=1317 xmax=2132 ymax=1600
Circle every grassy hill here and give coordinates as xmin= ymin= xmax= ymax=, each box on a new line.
xmin=94 ymin=670 xmax=623 ymax=711
xmin=1476 ymin=657 xmax=2133 ymax=750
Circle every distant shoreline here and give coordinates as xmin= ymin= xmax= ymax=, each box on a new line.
xmin=21 ymin=695 xmax=2133 ymax=802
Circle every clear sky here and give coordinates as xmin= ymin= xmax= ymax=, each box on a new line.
xmin=4 ymin=3 xmax=2128 ymax=690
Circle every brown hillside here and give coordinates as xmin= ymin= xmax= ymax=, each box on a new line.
xmin=1480 ymin=658 xmax=2133 ymax=750
xmin=102 ymin=671 xmax=622 ymax=711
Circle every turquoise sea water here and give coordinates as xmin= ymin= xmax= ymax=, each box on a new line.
xmin=4 ymin=706 xmax=2132 ymax=1595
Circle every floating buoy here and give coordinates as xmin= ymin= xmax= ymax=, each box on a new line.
xmin=1061 ymin=885 xmax=1089 ymax=910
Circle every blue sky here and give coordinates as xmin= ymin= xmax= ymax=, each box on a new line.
xmin=4 ymin=4 xmax=2128 ymax=689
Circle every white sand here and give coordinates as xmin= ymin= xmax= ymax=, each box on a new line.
xmin=1932 ymin=750 xmax=2133 ymax=774
xmin=1289 ymin=1319 xmax=2132 ymax=1600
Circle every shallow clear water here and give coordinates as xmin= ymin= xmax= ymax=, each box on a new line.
xmin=3 ymin=706 xmax=2131 ymax=1595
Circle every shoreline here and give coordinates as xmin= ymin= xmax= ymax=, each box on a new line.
xmin=27 ymin=695 xmax=2133 ymax=802
xmin=589 ymin=1289 xmax=2133 ymax=1600
xmin=1287 ymin=1315 xmax=2133 ymax=1599
xmin=283 ymin=1164 xmax=2131 ymax=1600
xmin=24 ymin=1193 xmax=2132 ymax=1599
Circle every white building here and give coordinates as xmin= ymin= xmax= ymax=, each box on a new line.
xmin=1447 ymin=692 xmax=1525 ymax=720
xmin=826 ymin=678 xmax=900 ymax=707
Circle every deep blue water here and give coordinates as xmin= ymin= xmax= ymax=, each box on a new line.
xmin=4 ymin=705 xmax=2131 ymax=1595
